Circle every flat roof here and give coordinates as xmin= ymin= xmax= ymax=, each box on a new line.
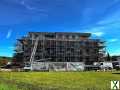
xmin=29 ymin=32 xmax=91 ymax=37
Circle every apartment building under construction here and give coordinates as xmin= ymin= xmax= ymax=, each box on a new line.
xmin=14 ymin=32 xmax=105 ymax=71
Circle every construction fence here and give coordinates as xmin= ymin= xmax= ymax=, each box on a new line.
xmin=31 ymin=62 xmax=85 ymax=71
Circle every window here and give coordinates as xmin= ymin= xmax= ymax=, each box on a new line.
xmin=66 ymin=35 xmax=69 ymax=39
xmin=57 ymin=34 xmax=63 ymax=39
xmin=80 ymin=57 xmax=83 ymax=61
xmin=80 ymin=41 xmax=85 ymax=46
xmin=86 ymin=49 xmax=90 ymax=54
xmin=35 ymin=34 xmax=39 ymax=38
xmin=80 ymin=50 xmax=83 ymax=55
xmin=72 ymin=35 xmax=75 ymax=39
xmin=45 ymin=33 xmax=55 ymax=38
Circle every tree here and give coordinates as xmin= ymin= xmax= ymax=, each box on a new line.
xmin=0 ymin=57 xmax=8 ymax=66
xmin=106 ymin=52 xmax=111 ymax=61
xmin=13 ymin=53 xmax=24 ymax=64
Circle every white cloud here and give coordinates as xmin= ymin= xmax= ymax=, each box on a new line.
xmin=83 ymin=26 xmax=105 ymax=37
xmin=8 ymin=46 xmax=14 ymax=49
xmin=92 ymin=32 xmax=104 ymax=37
xmin=6 ymin=29 xmax=12 ymax=39
xmin=20 ymin=0 xmax=34 ymax=10
xmin=97 ymin=8 xmax=120 ymax=26
xmin=84 ymin=30 xmax=105 ymax=37
xmin=108 ymin=38 xmax=118 ymax=42
xmin=20 ymin=0 xmax=47 ymax=12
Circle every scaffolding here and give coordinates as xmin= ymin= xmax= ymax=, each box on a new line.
xmin=14 ymin=32 xmax=105 ymax=69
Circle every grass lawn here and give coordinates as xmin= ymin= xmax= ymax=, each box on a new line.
xmin=0 ymin=71 xmax=120 ymax=90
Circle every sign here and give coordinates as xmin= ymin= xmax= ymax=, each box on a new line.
xmin=111 ymin=81 xmax=119 ymax=89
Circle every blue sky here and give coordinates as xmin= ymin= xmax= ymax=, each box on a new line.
xmin=0 ymin=0 xmax=120 ymax=57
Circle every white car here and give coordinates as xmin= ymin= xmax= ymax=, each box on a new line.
xmin=23 ymin=64 xmax=31 ymax=70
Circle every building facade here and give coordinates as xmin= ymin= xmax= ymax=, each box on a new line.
xmin=14 ymin=32 xmax=105 ymax=66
